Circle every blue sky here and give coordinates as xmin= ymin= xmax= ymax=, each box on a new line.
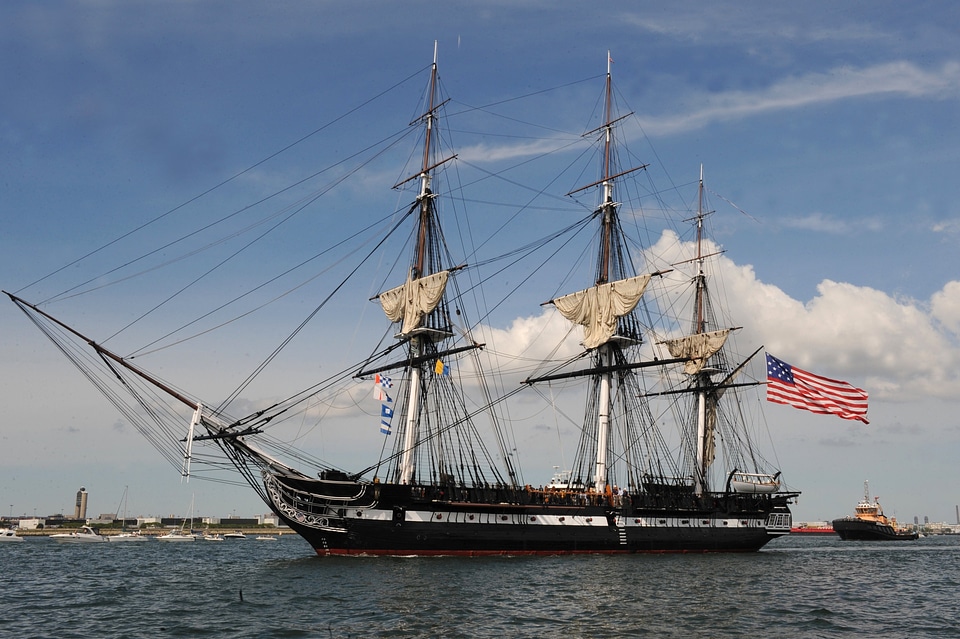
xmin=2 ymin=2 xmax=959 ymax=525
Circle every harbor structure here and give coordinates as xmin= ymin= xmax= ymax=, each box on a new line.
xmin=73 ymin=487 xmax=88 ymax=520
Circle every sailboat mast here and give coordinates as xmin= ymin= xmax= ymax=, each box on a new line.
xmin=399 ymin=42 xmax=439 ymax=485
xmin=693 ymin=165 xmax=709 ymax=494
xmin=598 ymin=52 xmax=614 ymax=285
xmin=694 ymin=164 xmax=707 ymax=332
xmin=593 ymin=52 xmax=616 ymax=492
xmin=414 ymin=41 xmax=439 ymax=279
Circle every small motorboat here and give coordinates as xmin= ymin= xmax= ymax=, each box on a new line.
xmin=156 ymin=529 xmax=196 ymax=542
xmin=0 ymin=528 xmax=24 ymax=542
xmin=50 ymin=525 xmax=107 ymax=543
xmin=108 ymin=530 xmax=148 ymax=542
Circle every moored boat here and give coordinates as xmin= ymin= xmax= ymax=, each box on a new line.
xmin=157 ymin=496 xmax=197 ymax=542
xmin=0 ymin=528 xmax=24 ymax=542
xmin=6 ymin=47 xmax=803 ymax=555
xmin=832 ymin=481 xmax=918 ymax=541
xmin=108 ymin=486 xmax=148 ymax=541
xmin=790 ymin=523 xmax=835 ymax=535
xmin=156 ymin=530 xmax=197 ymax=542
xmin=109 ymin=530 xmax=148 ymax=542
xmin=50 ymin=525 xmax=108 ymax=543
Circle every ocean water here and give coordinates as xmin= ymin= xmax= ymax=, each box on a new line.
xmin=2 ymin=533 xmax=958 ymax=638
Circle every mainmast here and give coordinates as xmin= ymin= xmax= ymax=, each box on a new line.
xmin=693 ymin=165 xmax=710 ymax=494
xmin=694 ymin=164 xmax=707 ymax=333
xmin=552 ymin=53 xmax=648 ymax=492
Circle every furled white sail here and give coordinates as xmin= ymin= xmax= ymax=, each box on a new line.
xmin=662 ymin=329 xmax=731 ymax=375
xmin=552 ymin=274 xmax=651 ymax=349
xmin=700 ymin=349 xmax=752 ymax=472
xmin=379 ymin=270 xmax=449 ymax=335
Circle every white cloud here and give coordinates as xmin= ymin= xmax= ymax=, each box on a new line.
xmin=779 ymin=212 xmax=885 ymax=234
xmin=932 ymin=218 xmax=960 ymax=235
xmin=619 ymin=7 xmax=890 ymax=45
xmin=640 ymin=62 xmax=960 ymax=136
xmin=476 ymin=230 xmax=960 ymax=407
xmin=458 ymin=137 xmax=580 ymax=165
xmin=714 ymin=255 xmax=960 ymax=400
xmin=455 ymin=62 xmax=960 ymax=166
xmin=931 ymin=281 xmax=960 ymax=336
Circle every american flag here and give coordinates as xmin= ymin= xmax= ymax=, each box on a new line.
xmin=766 ymin=353 xmax=869 ymax=423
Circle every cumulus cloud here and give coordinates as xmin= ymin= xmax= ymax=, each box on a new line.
xmin=931 ymin=281 xmax=960 ymax=335
xmin=476 ymin=229 xmax=960 ymax=404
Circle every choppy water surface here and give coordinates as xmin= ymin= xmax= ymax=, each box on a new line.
xmin=2 ymin=533 xmax=958 ymax=638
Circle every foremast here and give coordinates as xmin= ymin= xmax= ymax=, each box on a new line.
xmin=692 ymin=166 xmax=714 ymax=495
xmin=399 ymin=42 xmax=442 ymax=485
xmin=374 ymin=43 xmax=516 ymax=489
xmin=594 ymin=52 xmax=617 ymax=492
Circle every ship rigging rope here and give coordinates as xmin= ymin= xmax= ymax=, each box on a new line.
xmin=127 ymin=200 xmax=408 ymax=360
xmin=0 ymin=300 xmax=372 ymax=483
xmin=118 ymin=135 xmax=415 ymax=346
xmin=11 ymin=300 xmax=206 ymax=474
xmin=352 ymin=379 xmax=531 ymax=481
xmin=445 ymin=73 xmax=604 ymax=127
xmin=453 ymin=213 xmax=596 ymax=335
xmin=105 ymin=126 xmax=419 ymax=350
xmin=17 ymin=64 xmax=431 ymax=301
xmin=215 ymin=208 xmax=416 ymax=413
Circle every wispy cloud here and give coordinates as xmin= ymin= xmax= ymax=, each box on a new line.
xmin=619 ymin=7 xmax=892 ymax=45
xmin=640 ymin=62 xmax=960 ymax=136
xmin=780 ymin=212 xmax=884 ymax=234
xmin=932 ymin=219 xmax=960 ymax=235
xmin=461 ymin=62 xmax=960 ymax=163
xmin=457 ymin=137 xmax=579 ymax=164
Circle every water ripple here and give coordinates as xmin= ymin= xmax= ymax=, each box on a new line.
xmin=2 ymin=534 xmax=960 ymax=637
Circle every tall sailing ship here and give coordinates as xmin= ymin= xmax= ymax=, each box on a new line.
xmin=8 ymin=48 xmax=798 ymax=554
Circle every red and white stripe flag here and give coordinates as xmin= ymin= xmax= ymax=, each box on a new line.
xmin=766 ymin=353 xmax=869 ymax=423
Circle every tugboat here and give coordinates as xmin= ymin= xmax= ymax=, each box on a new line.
xmin=832 ymin=481 xmax=918 ymax=541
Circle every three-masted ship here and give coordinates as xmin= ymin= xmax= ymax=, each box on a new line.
xmin=7 ymin=48 xmax=798 ymax=554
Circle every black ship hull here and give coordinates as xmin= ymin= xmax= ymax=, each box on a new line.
xmin=831 ymin=518 xmax=919 ymax=541
xmin=266 ymin=474 xmax=794 ymax=555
